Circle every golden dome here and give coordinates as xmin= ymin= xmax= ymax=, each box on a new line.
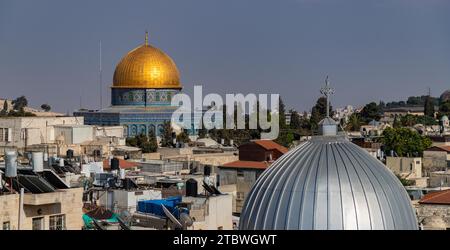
xmin=112 ymin=33 xmax=181 ymax=89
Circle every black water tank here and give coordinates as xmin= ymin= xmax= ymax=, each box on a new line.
xmin=66 ymin=149 xmax=74 ymax=158
xmin=204 ymin=165 xmax=211 ymax=176
xmin=111 ymin=158 xmax=120 ymax=171
xmin=186 ymin=178 xmax=198 ymax=197
xmin=93 ymin=149 xmax=101 ymax=157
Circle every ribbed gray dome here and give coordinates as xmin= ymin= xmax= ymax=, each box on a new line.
xmin=239 ymin=136 xmax=418 ymax=230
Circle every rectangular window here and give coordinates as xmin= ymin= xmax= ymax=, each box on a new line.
xmin=237 ymin=192 xmax=245 ymax=201
xmin=32 ymin=217 xmax=44 ymax=230
xmin=237 ymin=170 xmax=244 ymax=177
xmin=4 ymin=128 xmax=9 ymax=142
xmin=2 ymin=221 xmax=10 ymax=230
xmin=49 ymin=214 xmax=66 ymax=230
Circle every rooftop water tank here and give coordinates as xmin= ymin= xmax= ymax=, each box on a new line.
xmin=59 ymin=158 xmax=65 ymax=167
xmin=185 ymin=178 xmax=198 ymax=197
xmin=204 ymin=165 xmax=211 ymax=176
xmin=66 ymin=149 xmax=74 ymax=158
xmin=32 ymin=152 xmax=44 ymax=173
xmin=5 ymin=151 xmax=17 ymax=177
xmin=119 ymin=169 xmax=126 ymax=180
xmin=111 ymin=158 xmax=120 ymax=171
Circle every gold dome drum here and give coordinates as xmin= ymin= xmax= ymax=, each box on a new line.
xmin=113 ymin=41 xmax=182 ymax=89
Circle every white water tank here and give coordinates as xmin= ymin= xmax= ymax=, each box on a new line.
xmin=43 ymin=152 xmax=48 ymax=162
xmin=119 ymin=169 xmax=126 ymax=180
xmin=59 ymin=158 xmax=65 ymax=167
xmin=5 ymin=151 xmax=18 ymax=177
xmin=32 ymin=152 xmax=44 ymax=172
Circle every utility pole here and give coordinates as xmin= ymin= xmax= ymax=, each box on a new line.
xmin=99 ymin=40 xmax=103 ymax=110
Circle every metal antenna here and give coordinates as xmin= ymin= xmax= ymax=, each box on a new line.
xmin=320 ymin=75 xmax=334 ymax=118
xmin=99 ymin=40 xmax=103 ymax=110
xmin=145 ymin=30 xmax=149 ymax=46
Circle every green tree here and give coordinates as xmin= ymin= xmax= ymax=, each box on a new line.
xmin=310 ymin=97 xmax=332 ymax=130
xmin=400 ymin=114 xmax=416 ymax=127
xmin=278 ymin=97 xmax=287 ymax=129
xmin=275 ymin=131 xmax=294 ymax=147
xmin=289 ymin=110 xmax=301 ymax=130
xmin=360 ymin=102 xmax=381 ymax=123
xmin=439 ymin=100 xmax=450 ymax=117
xmin=345 ymin=113 xmax=362 ymax=131
xmin=142 ymin=130 xmax=158 ymax=153
xmin=382 ymin=127 xmax=432 ymax=157
xmin=393 ymin=115 xmax=401 ymax=128
xmin=424 ymin=95 xmax=435 ymax=117
xmin=160 ymin=121 xmax=174 ymax=147
xmin=0 ymin=101 xmax=8 ymax=116
xmin=176 ymin=129 xmax=191 ymax=143
xmin=12 ymin=96 xmax=28 ymax=112
xmin=396 ymin=174 xmax=415 ymax=186
xmin=125 ymin=132 xmax=157 ymax=153
xmin=41 ymin=103 xmax=51 ymax=112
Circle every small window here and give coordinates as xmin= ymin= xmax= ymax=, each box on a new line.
xmin=237 ymin=192 xmax=245 ymax=200
xmin=2 ymin=221 xmax=10 ymax=230
xmin=237 ymin=170 xmax=244 ymax=177
xmin=49 ymin=214 xmax=66 ymax=230
xmin=32 ymin=217 xmax=44 ymax=230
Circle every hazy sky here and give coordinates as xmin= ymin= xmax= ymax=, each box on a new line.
xmin=1 ymin=0 xmax=449 ymax=113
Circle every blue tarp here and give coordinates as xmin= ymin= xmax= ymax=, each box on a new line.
xmin=137 ymin=196 xmax=182 ymax=218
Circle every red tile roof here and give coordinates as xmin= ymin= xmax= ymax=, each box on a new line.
xmin=253 ymin=140 xmax=288 ymax=154
xmin=220 ymin=160 xmax=270 ymax=170
xmin=103 ymin=159 xmax=138 ymax=170
xmin=419 ymin=189 xmax=450 ymax=205
xmin=425 ymin=146 xmax=450 ymax=153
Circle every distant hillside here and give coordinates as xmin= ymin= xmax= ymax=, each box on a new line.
xmin=0 ymin=99 xmax=65 ymax=117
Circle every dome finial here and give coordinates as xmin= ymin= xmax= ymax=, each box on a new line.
xmin=320 ymin=75 xmax=334 ymax=118
xmin=145 ymin=30 xmax=149 ymax=46
xmin=319 ymin=76 xmax=337 ymax=136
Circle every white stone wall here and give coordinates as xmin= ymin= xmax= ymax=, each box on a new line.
xmin=0 ymin=116 xmax=84 ymax=151
xmin=416 ymin=204 xmax=450 ymax=230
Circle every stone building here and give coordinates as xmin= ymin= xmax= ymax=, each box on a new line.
xmin=0 ymin=189 xmax=83 ymax=230
xmin=218 ymin=140 xmax=288 ymax=213
xmin=0 ymin=116 xmax=84 ymax=154
xmin=423 ymin=146 xmax=450 ymax=175
xmin=417 ymin=189 xmax=450 ymax=230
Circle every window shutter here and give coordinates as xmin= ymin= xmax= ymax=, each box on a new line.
xmin=7 ymin=128 xmax=12 ymax=142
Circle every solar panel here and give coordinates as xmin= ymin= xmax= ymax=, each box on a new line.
xmin=42 ymin=169 xmax=69 ymax=189
xmin=13 ymin=175 xmax=56 ymax=193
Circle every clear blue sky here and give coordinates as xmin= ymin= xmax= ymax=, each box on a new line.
xmin=1 ymin=0 xmax=449 ymax=113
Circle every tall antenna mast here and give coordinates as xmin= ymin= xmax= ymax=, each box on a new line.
xmin=99 ymin=40 xmax=103 ymax=110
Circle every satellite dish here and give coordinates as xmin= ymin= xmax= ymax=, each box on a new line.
xmin=202 ymin=180 xmax=220 ymax=196
xmin=161 ymin=204 xmax=183 ymax=229
xmin=180 ymin=213 xmax=193 ymax=229
xmin=210 ymin=185 xmax=223 ymax=195
xmin=92 ymin=219 xmax=106 ymax=230
xmin=117 ymin=216 xmax=131 ymax=230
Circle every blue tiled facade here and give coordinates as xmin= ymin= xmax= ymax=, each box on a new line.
xmin=74 ymin=86 xmax=214 ymax=137
xmin=111 ymin=88 xmax=181 ymax=106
